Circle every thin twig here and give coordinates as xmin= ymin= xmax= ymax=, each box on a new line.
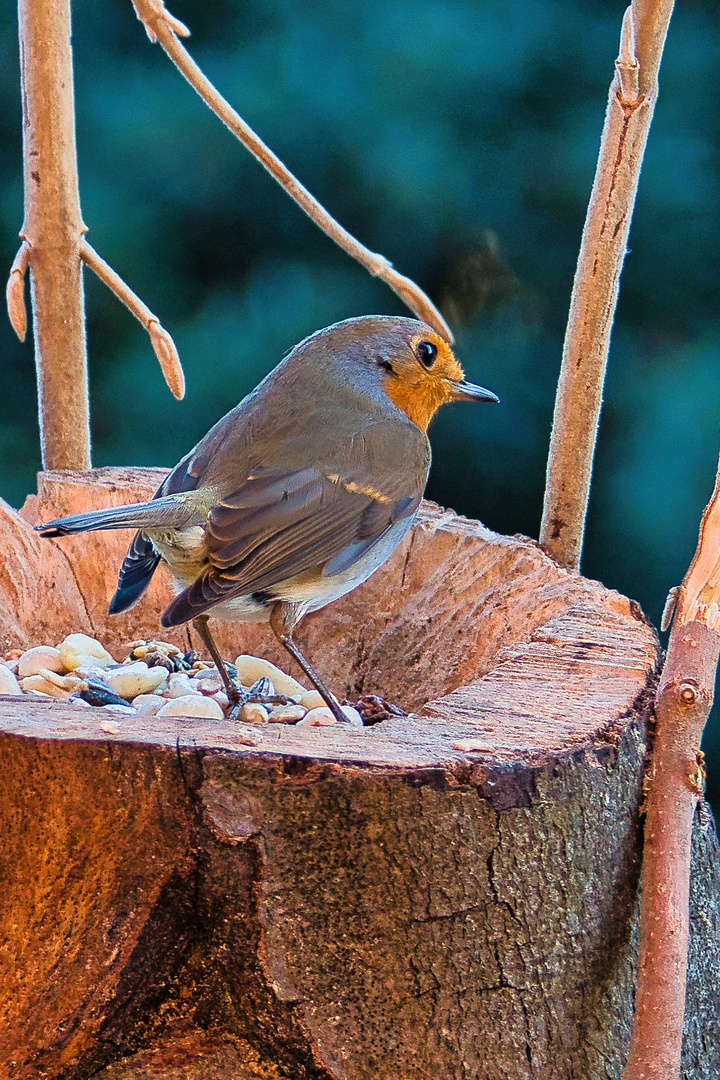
xmin=540 ymin=0 xmax=675 ymax=569
xmin=624 ymin=457 xmax=720 ymax=1080
xmin=130 ymin=0 xmax=453 ymax=343
xmin=80 ymin=240 xmax=185 ymax=400
xmin=6 ymin=241 xmax=30 ymax=342
xmin=18 ymin=0 xmax=91 ymax=469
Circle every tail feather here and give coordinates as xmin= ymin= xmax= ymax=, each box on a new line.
xmin=35 ymin=494 xmax=198 ymax=537
xmin=108 ymin=531 xmax=161 ymax=614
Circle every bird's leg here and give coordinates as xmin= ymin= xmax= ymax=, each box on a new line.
xmin=192 ymin=615 xmax=294 ymax=719
xmin=269 ymin=602 xmax=351 ymax=725
xmin=192 ymin=615 xmax=247 ymax=720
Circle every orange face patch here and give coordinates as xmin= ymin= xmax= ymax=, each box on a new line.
xmin=381 ymin=335 xmax=466 ymax=432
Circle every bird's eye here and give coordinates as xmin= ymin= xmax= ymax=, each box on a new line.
xmin=416 ymin=340 xmax=437 ymax=368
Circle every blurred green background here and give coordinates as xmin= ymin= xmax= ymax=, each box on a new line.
xmin=1 ymin=0 xmax=719 ymax=802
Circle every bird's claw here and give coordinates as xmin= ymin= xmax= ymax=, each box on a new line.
xmin=225 ymin=675 xmax=296 ymax=720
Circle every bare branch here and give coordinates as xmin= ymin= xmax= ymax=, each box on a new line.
xmin=6 ymin=241 xmax=30 ymax=342
xmin=540 ymin=1 xmax=675 ymax=569
xmin=624 ymin=457 xmax=720 ymax=1080
xmin=80 ymin=240 xmax=185 ymax=400
xmin=130 ymin=0 xmax=453 ymax=343
xmin=19 ymin=0 xmax=90 ymax=470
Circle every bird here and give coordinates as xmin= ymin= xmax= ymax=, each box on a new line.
xmin=36 ymin=315 xmax=498 ymax=723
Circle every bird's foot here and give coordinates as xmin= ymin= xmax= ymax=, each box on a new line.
xmin=243 ymin=675 xmax=295 ymax=706
xmin=225 ymin=675 xmax=296 ymax=721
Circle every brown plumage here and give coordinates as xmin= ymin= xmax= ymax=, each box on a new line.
xmin=37 ymin=315 xmax=498 ymax=722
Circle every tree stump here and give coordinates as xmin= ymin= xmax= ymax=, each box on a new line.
xmin=1 ymin=468 xmax=718 ymax=1079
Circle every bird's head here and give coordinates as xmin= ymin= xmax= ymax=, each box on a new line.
xmin=371 ymin=322 xmax=498 ymax=432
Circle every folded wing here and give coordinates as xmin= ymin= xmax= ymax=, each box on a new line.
xmin=161 ymin=459 xmax=423 ymax=626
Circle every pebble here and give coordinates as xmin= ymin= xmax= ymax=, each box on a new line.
xmin=103 ymin=662 xmax=168 ymax=700
xmin=268 ymin=704 xmax=306 ymax=724
xmin=156 ymin=695 xmax=224 ymax=720
xmin=38 ymin=669 xmax=84 ymax=692
xmin=59 ymin=633 xmax=114 ymax=671
xmin=72 ymin=662 xmax=116 ymax=681
xmin=0 ymin=665 xmax=22 ymax=695
xmin=340 ymin=705 xmax=364 ymax=728
xmin=20 ymin=673 xmax=80 ymax=699
xmin=297 ymin=706 xmax=337 ymax=727
xmin=6 ymin=635 xmax=378 ymax=732
xmin=192 ymin=672 xmax=224 ymax=695
xmin=239 ymin=702 xmax=269 ymax=725
xmin=131 ymin=694 xmax=167 ymax=716
xmin=297 ymin=690 xmax=328 ymax=711
xmin=164 ymin=672 xmax=201 ymax=699
xmin=296 ymin=704 xmax=364 ymax=727
xmin=18 ymin=645 xmax=64 ymax=678
xmin=234 ymin=655 xmax=307 ymax=698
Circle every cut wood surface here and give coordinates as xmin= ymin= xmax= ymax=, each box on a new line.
xmin=0 ymin=468 xmax=718 ymax=1079
xmin=20 ymin=467 xmax=656 ymax=719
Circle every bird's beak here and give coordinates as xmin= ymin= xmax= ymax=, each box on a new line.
xmin=446 ymin=379 xmax=499 ymax=404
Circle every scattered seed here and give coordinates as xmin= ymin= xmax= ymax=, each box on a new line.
xmin=7 ymin=637 xmax=392 ymax=730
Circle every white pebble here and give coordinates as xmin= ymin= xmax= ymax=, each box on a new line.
xmin=193 ymin=672 xmax=224 ymax=694
xmin=269 ymin=704 xmax=306 ymax=724
xmin=59 ymin=633 xmax=114 ymax=671
xmin=103 ymin=662 xmax=168 ymax=700
xmin=340 ymin=705 xmax=364 ymax=728
xmin=0 ymin=664 xmax=22 ymax=695
xmin=20 ymin=674 xmax=72 ymax=699
xmin=18 ymin=645 xmax=64 ymax=678
xmin=234 ymin=655 xmax=307 ymax=698
xmin=72 ymin=663 xmax=114 ymax=681
xmin=164 ymin=672 xmax=201 ymax=699
xmin=100 ymin=704 xmax=137 ymax=715
xmin=296 ymin=706 xmax=337 ymax=727
xmin=98 ymin=720 xmax=121 ymax=734
xmin=131 ymin=694 xmax=167 ymax=716
xmin=156 ymin=695 xmax=224 ymax=720
xmin=213 ymin=691 xmax=229 ymax=708
xmin=239 ymin=702 xmax=269 ymax=725
xmin=39 ymin=668 xmax=83 ymax=690
xmin=297 ymin=690 xmax=329 ymax=711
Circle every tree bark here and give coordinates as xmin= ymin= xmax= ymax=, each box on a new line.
xmin=0 ymin=469 xmax=717 ymax=1079
xmin=18 ymin=0 xmax=90 ymax=469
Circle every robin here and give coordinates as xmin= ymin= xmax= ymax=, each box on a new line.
xmin=37 ymin=315 xmax=498 ymax=723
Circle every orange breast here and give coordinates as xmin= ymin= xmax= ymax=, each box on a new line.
xmin=383 ymin=379 xmax=448 ymax=432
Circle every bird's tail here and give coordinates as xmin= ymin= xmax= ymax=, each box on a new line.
xmin=35 ymin=494 xmax=197 ymax=537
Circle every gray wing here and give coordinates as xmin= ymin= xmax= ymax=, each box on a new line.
xmin=161 ymin=421 xmax=428 ymax=626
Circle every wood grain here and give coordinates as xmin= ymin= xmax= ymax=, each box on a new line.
xmin=0 ymin=469 xmax=716 ymax=1079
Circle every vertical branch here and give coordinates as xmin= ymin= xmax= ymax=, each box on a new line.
xmin=624 ymin=460 xmax=720 ymax=1080
xmin=18 ymin=0 xmax=90 ymax=469
xmin=540 ymin=1 xmax=674 ymax=569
